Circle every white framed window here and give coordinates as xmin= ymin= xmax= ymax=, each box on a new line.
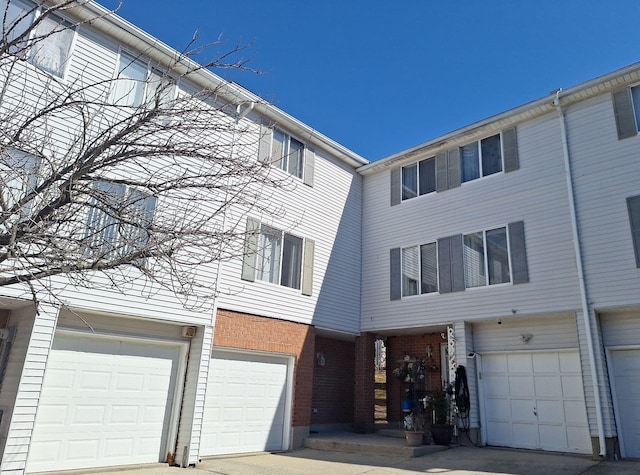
xmin=85 ymin=181 xmax=156 ymax=259
xmin=255 ymin=223 xmax=303 ymax=290
xmin=460 ymin=133 xmax=503 ymax=183
xmin=29 ymin=12 xmax=74 ymax=77
xmin=271 ymin=129 xmax=304 ymax=179
xmin=0 ymin=149 xmax=40 ymax=219
xmin=401 ymin=242 xmax=438 ymax=297
xmin=1 ymin=0 xmax=35 ymax=54
xmin=402 ymin=156 xmax=436 ymax=201
xmin=111 ymin=52 xmax=176 ymax=109
xmin=463 ymin=226 xmax=510 ymax=288
xmin=1 ymin=0 xmax=76 ymax=77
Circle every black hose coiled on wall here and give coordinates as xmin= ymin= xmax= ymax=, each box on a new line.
xmin=455 ymin=365 xmax=470 ymax=417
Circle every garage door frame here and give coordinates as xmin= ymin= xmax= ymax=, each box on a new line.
xmin=29 ymin=328 xmax=189 ymax=471
xmin=202 ymin=347 xmax=295 ymax=455
xmin=476 ymin=348 xmax=590 ymax=453
xmin=606 ymin=345 xmax=640 ymax=459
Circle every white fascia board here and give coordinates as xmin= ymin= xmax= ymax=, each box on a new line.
xmin=359 ymin=61 xmax=640 ymax=175
xmin=55 ymin=1 xmax=368 ymax=169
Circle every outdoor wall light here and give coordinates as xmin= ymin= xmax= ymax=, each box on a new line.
xmin=316 ymin=351 xmax=326 ymax=366
xmin=520 ymin=334 xmax=533 ymax=343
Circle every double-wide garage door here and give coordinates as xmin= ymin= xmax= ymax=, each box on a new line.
xmin=200 ymin=350 xmax=291 ymax=456
xmin=27 ymin=332 xmax=183 ymax=473
xmin=481 ymin=351 xmax=591 ymax=453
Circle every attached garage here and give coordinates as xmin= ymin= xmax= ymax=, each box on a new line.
xmin=608 ymin=349 xmax=640 ymax=458
xmin=200 ymin=350 xmax=293 ymax=456
xmin=26 ymin=331 xmax=186 ymax=473
xmin=480 ymin=351 xmax=591 ymax=454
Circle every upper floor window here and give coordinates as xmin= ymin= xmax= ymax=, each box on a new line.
xmin=0 ymin=149 xmax=40 ymax=218
xmin=111 ymin=52 xmax=176 ymax=109
xmin=402 ymin=156 xmax=435 ymax=201
xmin=463 ymin=227 xmax=510 ymax=288
xmin=628 ymin=195 xmax=640 ymax=267
xmin=401 ymin=242 xmax=438 ymax=297
xmin=258 ymin=126 xmax=314 ymax=185
xmin=461 ymin=133 xmax=502 ymax=183
xmin=1 ymin=0 xmax=75 ymax=77
xmin=241 ymin=217 xmax=315 ymax=295
xmin=85 ymin=181 xmax=156 ymax=259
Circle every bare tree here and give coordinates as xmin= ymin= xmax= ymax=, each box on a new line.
xmin=0 ymin=0 xmax=289 ymax=310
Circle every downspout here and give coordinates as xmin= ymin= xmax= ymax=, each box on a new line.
xmin=553 ymin=90 xmax=607 ymax=457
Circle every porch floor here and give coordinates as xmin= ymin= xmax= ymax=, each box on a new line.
xmin=303 ymin=428 xmax=452 ymax=458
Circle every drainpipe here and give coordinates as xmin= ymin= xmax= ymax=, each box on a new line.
xmin=553 ymin=90 xmax=606 ymax=457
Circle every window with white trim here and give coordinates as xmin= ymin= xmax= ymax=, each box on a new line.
xmin=463 ymin=226 xmax=510 ymax=288
xmin=0 ymin=149 xmax=40 ymax=219
xmin=1 ymin=0 xmax=75 ymax=77
xmin=256 ymin=223 xmax=303 ymax=289
xmin=85 ymin=181 xmax=156 ymax=259
xmin=111 ymin=52 xmax=176 ymax=109
xmin=460 ymin=133 xmax=503 ymax=183
xmin=401 ymin=242 xmax=438 ymax=297
xmin=272 ymin=129 xmax=304 ymax=179
xmin=402 ymin=156 xmax=435 ymax=201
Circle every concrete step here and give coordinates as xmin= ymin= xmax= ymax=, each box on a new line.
xmin=303 ymin=432 xmax=448 ymax=458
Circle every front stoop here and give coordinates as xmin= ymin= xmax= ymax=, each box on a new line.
xmin=303 ymin=432 xmax=449 ymax=458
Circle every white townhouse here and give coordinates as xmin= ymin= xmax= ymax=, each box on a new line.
xmin=1 ymin=1 xmax=640 ymax=474
xmin=0 ymin=1 xmax=366 ymax=474
xmin=359 ymin=63 xmax=640 ymax=460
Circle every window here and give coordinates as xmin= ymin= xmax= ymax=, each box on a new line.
xmin=0 ymin=149 xmax=40 ymax=219
xmin=401 ymin=156 xmax=435 ymax=201
xmin=628 ymin=195 xmax=640 ymax=267
xmin=271 ymin=129 xmax=304 ymax=179
xmin=112 ymin=53 xmax=148 ymax=107
xmin=255 ymin=223 xmax=303 ymax=289
xmin=242 ymin=217 xmax=314 ymax=294
xmin=1 ymin=0 xmax=35 ymax=54
xmin=29 ymin=12 xmax=74 ymax=77
xmin=85 ymin=181 xmax=156 ymax=259
xmin=461 ymin=133 xmax=502 ymax=183
xmin=400 ymin=242 xmax=438 ymax=297
xmin=463 ymin=227 xmax=510 ymax=288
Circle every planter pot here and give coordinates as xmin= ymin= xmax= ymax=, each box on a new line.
xmin=430 ymin=424 xmax=454 ymax=446
xmin=405 ymin=431 xmax=423 ymax=447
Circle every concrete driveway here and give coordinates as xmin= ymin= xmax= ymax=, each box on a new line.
xmin=43 ymin=446 xmax=640 ymax=475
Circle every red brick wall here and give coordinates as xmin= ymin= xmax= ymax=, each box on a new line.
xmin=214 ymin=309 xmax=316 ymax=427
xmin=354 ymin=332 xmax=376 ymax=433
xmin=385 ymin=333 xmax=445 ymax=423
xmin=311 ymin=336 xmax=355 ymax=425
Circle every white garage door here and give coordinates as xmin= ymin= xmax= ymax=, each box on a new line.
xmin=200 ymin=350 xmax=291 ymax=456
xmin=609 ymin=349 xmax=640 ymax=458
xmin=26 ymin=332 xmax=183 ymax=473
xmin=481 ymin=351 xmax=591 ymax=453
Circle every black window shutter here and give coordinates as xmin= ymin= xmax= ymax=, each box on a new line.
xmin=447 ymin=149 xmax=461 ymax=190
xmin=509 ymin=221 xmax=529 ymax=284
xmin=503 ymin=127 xmax=519 ymax=173
xmin=390 ymin=248 xmax=401 ymax=300
xmin=628 ymin=195 xmax=640 ymax=267
xmin=612 ymin=88 xmax=637 ymax=140
xmin=390 ymin=168 xmax=401 ymax=206
xmin=438 ymin=235 xmax=464 ymax=293
xmin=436 ymin=152 xmax=449 ymax=192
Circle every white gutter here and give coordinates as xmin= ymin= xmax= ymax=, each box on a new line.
xmin=554 ymin=90 xmax=606 ymax=458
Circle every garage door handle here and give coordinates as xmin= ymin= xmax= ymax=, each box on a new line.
xmin=533 ymin=408 xmax=537 ymax=416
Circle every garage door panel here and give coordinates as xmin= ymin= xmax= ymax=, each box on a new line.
xmin=482 ymin=351 xmax=590 ymax=454
xmin=27 ymin=333 xmax=182 ymax=473
xmin=484 ymin=375 xmax=508 ymax=396
xmin=201 ymin=351 xmax=290 ymax=456
xmin=610 ymin=349 xmax=640 ymax=458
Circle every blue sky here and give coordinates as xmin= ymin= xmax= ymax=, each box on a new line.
xmin=99 ymin=1 xmax=640 ymax=161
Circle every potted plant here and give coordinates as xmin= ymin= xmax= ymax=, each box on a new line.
xmin=428 ymin=386 xmax=455 ymax=446
xmin=403 ymin=410 xmax=425 ymax=446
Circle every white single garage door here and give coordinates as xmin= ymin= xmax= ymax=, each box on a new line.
xmin=26 ymin=332 xmax=183 ymax=473
xmin=200 ymin=350 xmax=291 ymax=456
xmin=481 ymin=351 xmax=591 ymax=454
xmin=609 ymin=349 xmax=640 ymax=458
